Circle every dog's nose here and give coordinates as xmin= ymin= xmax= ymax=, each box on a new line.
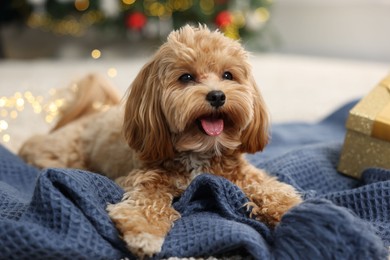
xmin=206 ymin=90 xmax=226 ymax=108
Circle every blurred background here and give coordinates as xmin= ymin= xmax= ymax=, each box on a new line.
xmin=1 ymin=0 xmax=390 ymax=152
xmin=1 ymin=0 xmax=390 ymax=61
xmin=1 ymin=0 xmax=274 ymax=59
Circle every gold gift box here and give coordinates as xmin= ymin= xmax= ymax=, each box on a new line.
xmin=338 ymin=75 xmax=390 ymax=178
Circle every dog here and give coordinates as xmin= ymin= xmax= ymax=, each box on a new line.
xmin=19 ymin=25 xmax=302 ymax=257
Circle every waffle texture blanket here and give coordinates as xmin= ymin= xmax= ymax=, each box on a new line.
xmin=0 ymin=101 xmax=389 ymax=259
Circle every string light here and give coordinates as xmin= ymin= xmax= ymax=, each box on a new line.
xmin=0 ymin=120 xmax=8 ymax=131
xmin=0 ymin=90 xmax=67 ymax=146
xmin=75 ymin=0 xmax=90 ymax=12
xmin=200 ymin=0 xmax=214 ymax=15
xmin=91 ymin=49 xmax=102 ymax=59
xmin=223 ymin=24 xmax=240 ymax=40
xmin=27 ymin=10 xmax=104 ymax=37
xmin=107 ymin=68 xmax=118 ymax=78
xmin=150 ymin=2 xmax=165 ymax=17
xmin=122 ymin=0 xmax=136 ymax=5
xmin=2 ymin=134 xmax=10 ymax=143
xmin=25 ymin=0 xmax=270 ymax=40
xmin=232 ymin=11 xmax=246 ymax=28
xmin=1 ymin=67 xmax=119 ymax=146
xmin=9 ymin=111 xmax=18 ymax=119
xmin=255 ymin=7 xmax=270 ymax=23
xmin=167 ymin=0 xmax=193 ymax=12
xmin=0 ymin=110 xmax=7 ymax=117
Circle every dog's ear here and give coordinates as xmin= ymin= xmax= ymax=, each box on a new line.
xmin=240 ymin=76 xmax=269 ymax=153
xmin=123 ymin=60 xmax=175 ymax=162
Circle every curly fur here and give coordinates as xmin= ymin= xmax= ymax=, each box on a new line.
xmin=19 ymin=25 xmax=302 ymax=258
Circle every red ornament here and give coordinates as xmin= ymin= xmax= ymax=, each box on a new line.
xmin=126 ymin=12 xmax=147 ymax=30
xmin=215 ymin=11 xmax=232 ymax=28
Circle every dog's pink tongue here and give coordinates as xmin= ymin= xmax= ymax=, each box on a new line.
xmin=200 ymin=118 xmax=224 ymax=136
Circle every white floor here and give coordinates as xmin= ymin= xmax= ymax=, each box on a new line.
xmin=0 ymin=53 xmax=389 ymax=153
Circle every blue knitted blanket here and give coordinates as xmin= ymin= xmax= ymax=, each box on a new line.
xmin=0 ymin=101 xmax=389 ymax=259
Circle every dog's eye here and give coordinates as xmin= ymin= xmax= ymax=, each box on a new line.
xmin=222 ymin=71 xmax=233 ymax=80
xmin=179 ymin=73 xmax=195 ymax=83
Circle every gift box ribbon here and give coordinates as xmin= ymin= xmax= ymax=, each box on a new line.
xmin=372 ymin=79 xmax=390 ymax=142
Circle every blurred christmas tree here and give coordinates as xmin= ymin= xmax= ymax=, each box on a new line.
xmin=20 ymin=0 xmax=272 ymax=41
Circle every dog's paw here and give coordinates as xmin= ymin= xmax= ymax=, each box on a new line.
xmin=107 ymin=202 xmax=177 ymax=258
xmin=122 ymin=231 xmax=164 ymax=258
xmin=247 ymin=188 xmax=302 ymax=227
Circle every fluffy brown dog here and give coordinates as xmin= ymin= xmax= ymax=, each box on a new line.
xmin=19 ymin=25 xmax=302 ymax=257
